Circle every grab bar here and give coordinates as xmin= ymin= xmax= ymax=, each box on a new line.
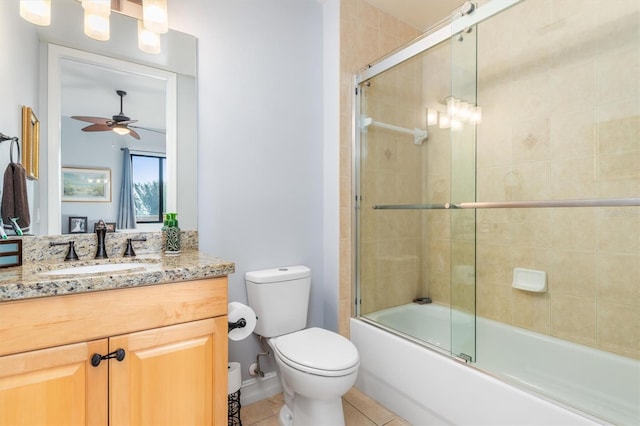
xmin=373 ymin=197 xmax=640 ymax=210
xmin=360 ymin=116 xmax=427 ymax=145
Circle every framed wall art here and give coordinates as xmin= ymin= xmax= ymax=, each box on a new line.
xmin=62 ymin=167 xmax=112 ymax=202
xmin=21 ymin=106 xmax=40 ymax=180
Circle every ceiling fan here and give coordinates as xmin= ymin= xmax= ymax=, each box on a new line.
xmin=71 ymin=90 xmax=164 ymax=140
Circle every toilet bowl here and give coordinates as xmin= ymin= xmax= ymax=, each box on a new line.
xmin=270 ymin=328 xmax=359 ymax=426
xmin=245 ymin=266 xmax=360 ymax=426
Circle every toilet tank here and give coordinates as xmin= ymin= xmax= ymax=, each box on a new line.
xmin=245 ymin=266 xmax=311 ymax=337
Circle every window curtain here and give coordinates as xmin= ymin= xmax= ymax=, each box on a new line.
xmin=117 ymin=148 xmax=137 ymax=229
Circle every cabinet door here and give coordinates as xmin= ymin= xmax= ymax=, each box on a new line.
xmin=0 ymin=339 xmax=108 ymax=426
xmin=110 ymin=317 xmax=228 ymax=426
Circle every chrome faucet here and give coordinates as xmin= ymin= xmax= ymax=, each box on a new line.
xmin=94 ymin=220 xmax=108 ymax=259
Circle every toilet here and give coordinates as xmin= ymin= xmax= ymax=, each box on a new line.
xmin=245 ymin=266 xmax=359 ymax=426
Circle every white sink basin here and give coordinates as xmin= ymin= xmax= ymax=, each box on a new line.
xmin=39 ymin=262 xmax=147 ymax=277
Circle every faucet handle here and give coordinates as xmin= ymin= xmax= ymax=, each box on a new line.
xmin=50 ymin=241 xmax=79 ymax=261
xmin=123 ymin=237 xmax=147 ymax=257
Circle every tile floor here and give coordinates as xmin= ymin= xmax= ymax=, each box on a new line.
xmin=240 ymin=387 xmax=410 ymax=426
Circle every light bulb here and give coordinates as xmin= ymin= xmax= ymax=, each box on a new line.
xmin=143 ymin=0 xmax=168 ymax=34
xmin=457 ymin=102 xmax=471 ymax=121
xmin=446 ymin=97 xmax=459 ymax=117
xmin=138 ymin=20 xmax=161 ymax=54
xmin=113 ymin=125 xmax=131 ymax=135
xmin=20 ymin=0 xmax=51 ymax=26
xmin=470 ymin=106 xmax=482 ymax=124
xmin=439 ymin=114 xmax=451 ymax=129
xmin=82 ymin=0 xmax=110 ymax=41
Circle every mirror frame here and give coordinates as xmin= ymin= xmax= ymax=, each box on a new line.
xmin=47 ymin=44 xmax=177 ymax=234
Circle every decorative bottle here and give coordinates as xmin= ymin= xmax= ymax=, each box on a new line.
xmin=163 ymin=212 xmax=181 ymax=254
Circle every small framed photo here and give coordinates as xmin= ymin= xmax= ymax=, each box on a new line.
xmin=94 ymin=222 xmax=117 ymax=233
xmin=69 ymin=216 xmax=88 ymax=234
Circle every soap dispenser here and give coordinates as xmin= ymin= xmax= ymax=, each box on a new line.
xmin=162 ymin=213 xmax=181 ymax=254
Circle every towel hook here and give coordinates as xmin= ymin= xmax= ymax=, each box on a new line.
xmin=9 ymin=138 xmax=20 ymax=164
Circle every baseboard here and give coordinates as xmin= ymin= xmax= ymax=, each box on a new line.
xmin=239 ymin=371 xmax=283 ymax=406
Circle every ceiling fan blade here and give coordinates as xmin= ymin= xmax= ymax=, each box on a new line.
xmin=129 ymin=125 xmax=166 ymax=134
xmin=82 ymin=123 xmax=112 ymax=132
xmin=72 ymin=116 xmax=110 ymax=125
xmin=128 ymin=128 xmax=141 ymax=140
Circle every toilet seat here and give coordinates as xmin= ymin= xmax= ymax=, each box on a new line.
xmin=271 ymin=328 xmax=359 ymax=377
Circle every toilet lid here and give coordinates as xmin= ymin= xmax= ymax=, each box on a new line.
xmin=272 ymin=328 xmax=359 ymax=374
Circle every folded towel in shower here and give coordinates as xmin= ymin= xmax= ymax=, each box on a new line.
xmin=1 ymin=162 xmax=30 ymax=232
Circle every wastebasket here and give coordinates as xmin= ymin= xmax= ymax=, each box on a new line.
xmin=228 ymin=362 xmax=242 ymax=426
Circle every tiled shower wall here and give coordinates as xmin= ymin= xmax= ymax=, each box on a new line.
xmin=472 ymin=0 xmax=640 ymax=359
xmin=358 ymin=53 xmax=426 ymax=315
xmin=338 ymin=0 xmax=419 ymax=335
xmin=343 ymin=0 xmax=639 ymax=359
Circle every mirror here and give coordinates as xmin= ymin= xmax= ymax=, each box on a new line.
xmin=34 ymin=0 xmax=197 ymax=234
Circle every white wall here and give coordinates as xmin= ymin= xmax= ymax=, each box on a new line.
xmin=169 ymin=0 xmax=330 ymax=380
xmin=0 ymin=3 xmax=40 ymax=234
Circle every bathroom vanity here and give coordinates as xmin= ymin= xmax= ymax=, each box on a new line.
xmin=0 ymin=245 xmax=234 ymax=426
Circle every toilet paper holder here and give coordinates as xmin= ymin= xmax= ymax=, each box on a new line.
xmin=228 ymin=318 xmax=247 ymax=332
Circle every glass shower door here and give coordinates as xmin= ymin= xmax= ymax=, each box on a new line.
xmin=355 ymin=9 xmax=480 ymax=361
xmin=449 ymin=24 xmax=478 ymax=362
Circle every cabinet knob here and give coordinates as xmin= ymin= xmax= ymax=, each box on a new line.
xmin=91 ymin=348 xmax=126 ymax=367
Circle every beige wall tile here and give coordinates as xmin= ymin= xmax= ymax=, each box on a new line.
xmin=551 ymin=294 xmax=597 ymax=346
xmin=598 ymin=252 xmax=640 ymax=307
xmin=477 ymin=283 xmax=512 ymax=323
xmin=597 ymin=47 xmax=640 ymax=105
xmin=551 ymin=156 xmax=598 ymax=199
xmin=550 ymin=250 xmax=597 ymax=298
xmin=550 ymin=107 xmax=597 ymax=160
xmin=511 ymin=290 xmax=551 ymax=334
xmin=598 ymin=301 xmax=640 ymax=358
xmin=551 ymin=208 xmax=597 ymax=250
xmin=510 ymin=209 xmax=551 ymax=248
xmin=598 ymin=207 xmax=640 ymax=253
xmin=549 ymin=58 xmax=597 ymax=115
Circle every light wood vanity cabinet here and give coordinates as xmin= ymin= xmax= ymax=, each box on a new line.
xmin=0 ymin=277 xmax=228 ymax=426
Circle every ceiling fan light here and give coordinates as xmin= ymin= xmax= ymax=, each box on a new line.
xmin=113 ymin=124 xmax=131 ymax=135
xmin=138 ymin=20 xmax=161 ymax=54
xmin=142 ymin=0 xmax=168 ymax=34
xmin=20 ymin=0 xmax=51 ymax=26
xmin=82 ymin=0 xmax=111 ymax=41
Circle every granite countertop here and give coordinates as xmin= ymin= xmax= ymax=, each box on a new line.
xmin=0 ymin=250 xmax=235 ymax=302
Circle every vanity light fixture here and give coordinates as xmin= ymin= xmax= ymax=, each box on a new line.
xmin=19 ymin=0 xmax=51 ymax=26
xmin=142 ymin=0 xmax=168 ymax=34
xmin=20 ymin=0 xmax=165 ymax=54
xmin=82 ymin=0 xmax=111 ymax=41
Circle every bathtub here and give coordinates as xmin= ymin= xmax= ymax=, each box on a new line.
xmin=353 ymin=303 xmax=640 ymax=425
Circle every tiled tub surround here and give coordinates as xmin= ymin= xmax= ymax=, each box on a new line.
xmin=352 ymin=0 xmax=640 ymax=360
xmin=0 ymin=231 xmax=235 ymax=301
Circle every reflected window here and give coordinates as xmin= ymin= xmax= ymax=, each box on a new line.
xmin=131 ymin=154 xmax=166 ymax=223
